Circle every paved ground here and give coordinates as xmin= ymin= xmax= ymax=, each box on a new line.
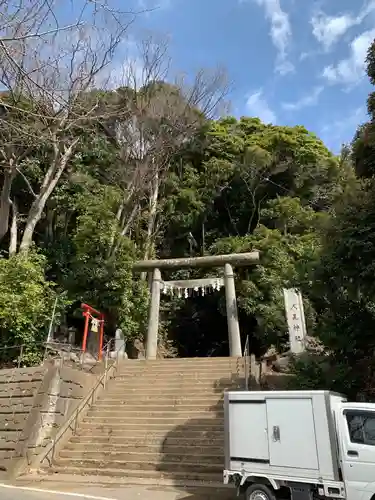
xmin=0 ymin=480 xmax=238 ymax=500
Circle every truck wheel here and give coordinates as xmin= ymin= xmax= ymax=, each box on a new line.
xmin=246 ymin=483 xmax=277 ymax=500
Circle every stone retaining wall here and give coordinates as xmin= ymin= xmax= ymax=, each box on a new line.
xmin=0 ymin=362 xmax=97 ymax=477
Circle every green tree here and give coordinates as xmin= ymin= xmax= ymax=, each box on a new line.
xmin=0 ymin=252 xmax=58 ymax=365
xmin=161 ymin=117 xmax=346 ymax=258
xmin=0 ymin=38 xmax=360 ymax=365
xmin=67 ymin=184 xmax=149 ymax=341
xmin=291 ymin=36 xmax=375 ymax=400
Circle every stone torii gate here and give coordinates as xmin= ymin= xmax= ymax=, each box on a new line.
xmin=133 ymin=251 xmax=259 ymax=360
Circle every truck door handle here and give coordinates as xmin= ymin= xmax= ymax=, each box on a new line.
xmin=272 ymin=426 xmax=280 ymax=442
xmin=347 ymin=450 xmax=359 ymax=457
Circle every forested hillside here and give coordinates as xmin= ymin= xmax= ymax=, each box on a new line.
xmin=1 ymin=1 xmax=375 ymax=400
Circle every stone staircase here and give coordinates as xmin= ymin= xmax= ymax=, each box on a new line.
xmin=43 ymin=357 xmax=244 ymax=485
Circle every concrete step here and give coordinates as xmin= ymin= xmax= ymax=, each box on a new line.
xmin=115 ymin=365 xmax=242 ymax=371
xmin=118 ymin=357 xmax=241 ymax=365
xmin=108 ymin=392 xmax=226 ymax=400
xmin=74 ymin=427 xmax=223 ymax=439
xmin=105 ymin=387 xmax=229 ymax=399
xmin=92 ymin=402 xmax=224 ymax=411
xmin=44 ymin=465 xmax=223 ymax=484
xmin=98 ymin=397 xmax=225 ymax=406
xmin=41 ymin=356 xmax=243 ymax=487
xmin=80 ymin=416 xmax=223 ymax=427
xmin=108 ymin=383 xmax=233 ymax=391
xmin=116 ymin=360 xmax=241 ymax=367
xmin=116 ymin=364 xmax=243 ymax=374
xmin=105 ymin=390 xmax=235 ymax=398
xmin=111 ymin=374 xmax=244 ymax=384
xmin=58 ymin=450 xmax=223 ymax=465
xmin=86 ymin=409 xmax=224 ymax=419
xmin=53 ymin=457 xmax=222 ymax=473
xmin=64 ymin=442 xmax=223 ymax=454
xmin=113 ymin=367 xmax=244 ymax=381
xmin=30 ymin=471 xmax=232 ymax=491
xmin=108 ymin=385 xmax=241 ymax=393
xmin=114 ymin=375 xmax=241 ymax=383
xmin=69 ymin=434 xmax=224 ymax=446
xmin=100 ymin=392 xmax=226 ymax=400
xmin=115 ymin=373 xmax=241 ymax=380
xmin=83 ymin=412 xmax=224 ymax=425
xmin=113 ymin=371 xmax=238 ymax=376
xmin=43 ymin=357 xmax=242 ymax=486
xmin=114 ymin=371 xmax=242 ymax=380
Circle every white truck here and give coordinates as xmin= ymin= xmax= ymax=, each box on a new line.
xmin=224 ymin=390 xmax=375 ymax=500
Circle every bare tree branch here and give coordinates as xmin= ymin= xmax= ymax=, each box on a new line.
xmin=1 ymin=23 xmax=82 ymax=42
xmin=0 ymin=0 xmax=141 ymax=251
xmin=16 ymin=167 xmax=37 ymax=198
xmin=102 ymin=36 xmax=229 ymax=259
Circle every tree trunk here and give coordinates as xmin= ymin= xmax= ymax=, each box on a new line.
xmin=140 ymin=171 xmax=159 ymax=281
xmin=9 ymin=199 xmax=18 ymax=256
xmin=121 ymin=203 xmax=139 ymax=237
xmin=201 ymin=219 xmax=206 ymax=254
xmin=45 ymin=205 xmax=55 ymax=242
xmin=106 ymin=201 xmax=124 ymax=256
xmin=19 ymin=139 xmax=78 ymax=253
xmin=20 ymin=191 xmax=50 ymax=252
xmin=0 ymin=166 xmax=15 ymax=241
xmin=108 ymin=186 xmax=137 ymax=258
xmin=144 ymin=171 xmax=159 ymax=261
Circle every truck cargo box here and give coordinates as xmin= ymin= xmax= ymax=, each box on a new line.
xmin=224 ymin=390 xmax=346 ymax=482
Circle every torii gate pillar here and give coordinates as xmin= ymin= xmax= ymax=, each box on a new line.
xmin=146 ymin=268 xmax=161 ymax=360
xmin=134 ymin=251 xmax=259 ymax=359
xmin=224 ymin=263 xmax=242 ymax=357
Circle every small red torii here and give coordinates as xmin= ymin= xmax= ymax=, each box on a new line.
xmin=81 ymin=303 xmax=105 ymax=361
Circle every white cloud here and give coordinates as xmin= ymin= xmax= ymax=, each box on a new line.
xmin=282 ymin=86 xmax=324 ymax=111
xmin=311 ymin=13 xmax=356 ymax=50
xmin=253 ymin=0 xmax=294 ymax=75
xmin=311 ymin=1 xmax=375 ymax=50
xmin=322 ymin=29 xmax=375 ymax=86
xmin=277 ymin=59 xmax=294 ymax=76
xmin=246 ymin=90 xmax=277 ymax=123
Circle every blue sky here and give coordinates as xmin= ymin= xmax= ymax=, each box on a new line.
xmin=123 ymin=0 xmax=375 ymax=153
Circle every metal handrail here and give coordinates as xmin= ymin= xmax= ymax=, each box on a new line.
xmin=34 ymin=338 xmax=126 ymax=469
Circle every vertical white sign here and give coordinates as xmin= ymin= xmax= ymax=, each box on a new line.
xmin=283 ymin=288 xmax=307 ymax=354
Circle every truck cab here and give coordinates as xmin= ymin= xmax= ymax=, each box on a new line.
xmin=223 ymin=391 xmax=375 ymax=500
xmin=335 ymin=402 xmax=375 ymax=500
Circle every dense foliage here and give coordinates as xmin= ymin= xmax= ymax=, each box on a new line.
xmin=289 ymin=40 xmax=375 ymax=401
xmin=0 ymin=93 xmax=346 ymax=363
xmin=1 ymin=6 xmax=375 ymax=401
